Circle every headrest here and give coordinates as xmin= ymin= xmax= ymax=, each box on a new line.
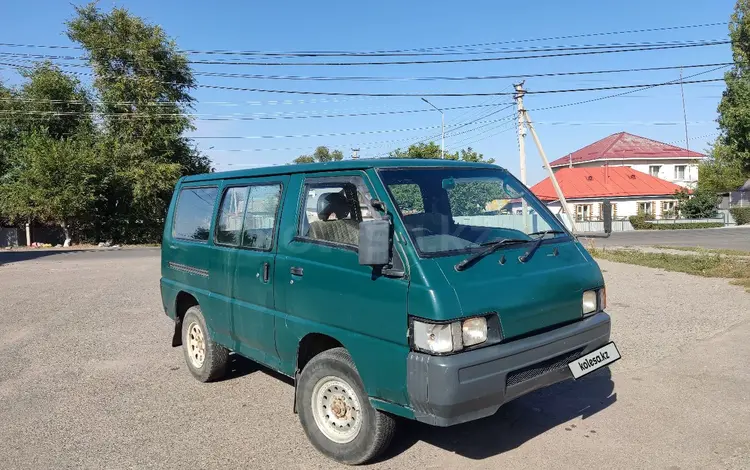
xmin=317 ymin=191 xmax=351 ymax=221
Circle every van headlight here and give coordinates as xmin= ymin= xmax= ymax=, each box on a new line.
xmin=582 ymin=287 xmax=605 ymax=316
xmin=411 ymin=317 xmax=488 ymax=354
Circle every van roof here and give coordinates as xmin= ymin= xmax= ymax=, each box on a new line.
xmin=182 ymin=158 xmax=502 ymax=183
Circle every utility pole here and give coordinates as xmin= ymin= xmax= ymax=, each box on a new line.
xmin=522 ymin=110 xmax=577 ymax=232
xmin=514 ymin=82 xmax=529 ymax=230
xmin=679 ymin=67 xmax=690 ymax=151
xmin=351 ymin=148 xmax=360 ymax=160
xmin=421 ymin=97 xmax=444 ymax=159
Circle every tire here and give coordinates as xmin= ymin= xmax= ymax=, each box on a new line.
xmin=297 ymin=347 xmax=396 ymax=465
xmin=181 ymin=305 xmax=229 ymax=382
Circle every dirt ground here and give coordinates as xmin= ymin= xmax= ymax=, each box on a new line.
xmin=1 ymin=249 xmax=749 ymax=469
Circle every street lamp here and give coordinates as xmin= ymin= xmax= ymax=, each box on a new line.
xmin=421 ymin=97 xmax=444 ymax=159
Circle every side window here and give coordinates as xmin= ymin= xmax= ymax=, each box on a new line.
xmin=216 ymin=186 xmax=249 ymax=246
xmin=172 ymin=187 xmax=218 ymax=242
xmin=242 ymin=184 xmax=282 ymax=250
xmin=298 ymin=176 xmax=374 ymax=247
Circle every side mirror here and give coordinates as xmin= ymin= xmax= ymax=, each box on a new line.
xmin=358 ymin=219 xmax=391 ymax=266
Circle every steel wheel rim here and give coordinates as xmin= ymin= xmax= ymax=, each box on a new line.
xmin=311 ymin=376 xmax=362 ymax=444
xmin=187 ymin=321 xmax=206 ymax=369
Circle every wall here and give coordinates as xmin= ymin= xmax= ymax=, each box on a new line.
xmin=557 ymin=158 xmax=701 ymax=187
xmin=546 ymin=196 xmax=680 ymax=220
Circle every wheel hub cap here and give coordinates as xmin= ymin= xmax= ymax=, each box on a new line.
xmin=187 ymin=322 xmax=206 ymax=368
xmin=311 ymin=376 xmax=362 ymax=444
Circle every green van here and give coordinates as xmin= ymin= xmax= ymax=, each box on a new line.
xmin=160 ymin=159 xmax=616 ymax=465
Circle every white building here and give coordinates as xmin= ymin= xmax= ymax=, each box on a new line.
xmin=530 ymin=166 xmax=686 ymax=221
xmin=548 ymin=132 xmax=706 ymax=188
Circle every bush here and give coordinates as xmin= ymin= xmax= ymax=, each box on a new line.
xmin=730 ymin=207 xmax=750 ymax=225
xmin=628 ymin=215 xmax=723 ymax=230
xmin=649 ymin=222 xmax=724 ymax=230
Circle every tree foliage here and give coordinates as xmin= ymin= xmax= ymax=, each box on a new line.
xmin=293 ymin=146 xmax=344 ymax=164
xmin=388 ymin=142 xmax=495 ymax=164
xmin=386 ymin=142 xmax=499 ymax=215
xmin=705 ymin=0 xmax=750 ymax=192
xmin=0 ymin=3 xmax=210 ymax=244
xmin=0 ymin=134 xmax=103 ymax=243
xmin=675 ymin=188 xmax=720 ymax=218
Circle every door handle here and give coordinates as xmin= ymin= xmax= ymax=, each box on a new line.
xmin=290 ymin=266 xmax=303 ymax=276
xmin=262 ymin=262 xmax=270 ymax=282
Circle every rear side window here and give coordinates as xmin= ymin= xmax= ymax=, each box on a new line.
xmin=215 ymin=184 xmax=283 ymax=251
xmin=216 ymin=186 xmax=249 ymax=245
xmin=243 ymin=185 xmax=282 ymax=250
xmin=172 ymin=187 xmax=218 ymax=241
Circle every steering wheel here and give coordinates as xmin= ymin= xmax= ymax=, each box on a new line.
xmin=409 ymin=226 xmax=434 ymax=236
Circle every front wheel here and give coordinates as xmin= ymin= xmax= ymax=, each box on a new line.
xmin=297 ymin=347 xmax=396 ymax=465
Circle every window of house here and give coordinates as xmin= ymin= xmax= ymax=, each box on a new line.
xmin=649 ymin=165 xmax=661 ymax=177
xmin=661 ymin=201 xmax=677 ymax=219
xmin=638 ymin=201 xmax=653 ymax=215
xmin=575 ymin=204 xmax=592 ymax=221
xmin=674 ymin=165 xmax=686 ymax=180
xmin=172 ymin=187 xmax=218 ymax=242
xmin=298 ymin=176 xmax=375 ymax=248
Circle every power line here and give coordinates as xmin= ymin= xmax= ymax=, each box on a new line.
xmin=0 ymin=38 xmax=729 ymax=58
xmin=0 ymin=60 xmax=726 ymax=97
xmin=530 ymin=65 xmax=729 ymax=112
xmin=0 ymin=101 xmax=516 ymax=121
xmin=0 ymin=21 xmax=727 ymax=56
xmin=0 ymin=40 xmax=730 ymax=67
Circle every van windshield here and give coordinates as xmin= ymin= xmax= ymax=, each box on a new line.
xmin=378 ymin=167 xmax=569 ymax=256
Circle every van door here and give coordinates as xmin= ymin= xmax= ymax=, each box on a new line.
xmin=209 ymin=176 xmax=288 ymax=368
xmin=274 ymin=171 xmax=410 ymax=404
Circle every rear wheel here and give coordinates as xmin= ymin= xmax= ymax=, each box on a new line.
xmin=297 ymin=347 xmax=396 ymax=465
xmin=181 ymin=306 xmax=228 ymax=382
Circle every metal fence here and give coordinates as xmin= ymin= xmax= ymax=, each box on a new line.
xmin=1 ymin=227 xmax=20 ymax=247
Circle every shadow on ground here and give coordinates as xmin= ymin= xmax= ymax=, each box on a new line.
xmin=224 ymin=354 xmax=616 ymax=462
xmin=0 ymin=249 xmax=88 ymax=265
xmin=0 ymin=247 xmax=158 ymax=266
xmin=380 ymin=367 xmax=616 ymax=461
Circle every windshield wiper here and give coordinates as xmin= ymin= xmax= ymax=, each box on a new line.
xmin=519 ymin=230 xmax=561 ymax=262
xmin=528 ymin=230 xmax=566 ymax=237
xmin=455 ymin=238 xmax=528 ymax=271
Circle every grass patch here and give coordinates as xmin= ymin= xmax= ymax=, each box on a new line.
xmin=589 ymin=248 xmax=750 ymax=292
xmin=652 ymin=245 xmax=750 ymax=257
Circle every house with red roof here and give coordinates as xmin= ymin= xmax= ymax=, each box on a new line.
xmin=548 ymin=132 xmax=706 ymax=188
xmin=530 ymin=166 xmax=685 ymax=221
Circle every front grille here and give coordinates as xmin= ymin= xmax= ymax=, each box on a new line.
xmin=505 ymin=348 xmax=584 ymax=388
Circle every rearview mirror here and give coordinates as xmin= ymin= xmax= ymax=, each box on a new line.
xmin=358 ymin=219 xmax=391 ymax=266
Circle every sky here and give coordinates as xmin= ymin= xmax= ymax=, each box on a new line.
xmin=0 ymin=0 xmax=736 ymax=184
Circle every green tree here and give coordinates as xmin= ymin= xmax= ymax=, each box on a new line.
xmin=675 ymin=188 xmax=719 ymax=218
xmin=293 ymin=146 xmax=344 ymax=164
xmin=387 ymin=142 xmax=498 ymax=215
xmin=388 ymin=142 xmax=495 ymax=164
xmin=0 ymin=64 xmax=97 ymax=244
xmin=707 ymin=0 xmax=750 ymax=190
xmin=699 ymin=143 xmax=748 ymax=193
xmin=66 ymin=3 xmax=211 ymax=242
xmin=0 ymin=134 xmax=103 ymax=245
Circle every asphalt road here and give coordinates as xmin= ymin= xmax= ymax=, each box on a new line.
xmin=1 ymin=251 xmax=749 ymax=469
xmin=579 ymin=226 xmax=750 ymax=251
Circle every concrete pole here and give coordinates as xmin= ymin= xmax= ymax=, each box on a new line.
xmin=522 ymin=110 xmax=578 ymax=233
xmin=441 ymin=112 xmax=445 ymax=159
xmin=25 ymin=217 xmax=31 ymax=247
xmin=514 ymin=82 xmax=529 ymax=231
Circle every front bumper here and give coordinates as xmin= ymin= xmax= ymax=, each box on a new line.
xmin=407 ymin=311 xmax=611 ymax=426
